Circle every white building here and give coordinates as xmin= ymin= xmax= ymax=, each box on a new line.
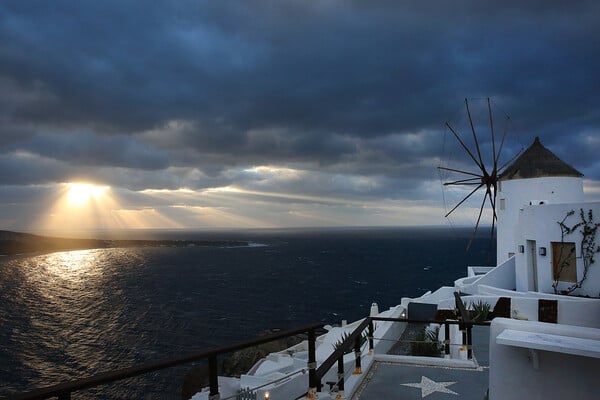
xmin=496 ymin=137 xmax=599 ymax=296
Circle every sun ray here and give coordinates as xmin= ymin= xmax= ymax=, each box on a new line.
xmin=66 ymin=183 xmax=109 ymax=206
xmin=38 ymin=182 xmax=123 ymax=233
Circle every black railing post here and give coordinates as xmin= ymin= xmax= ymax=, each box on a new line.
xmin=336 ymin=357 xmax=345 ymax=400
xmin=208 ymin=355 xmax=219 ymax=400
xmin=466 ymin=324 xmax=473 ymax=360
xmin=307 ymin=329 xmax=318 ymax=398
xmin=352 ymin=336 xmax=362 ymax=375
xmin=444 ymin=322 xmax=450 ymax=356
xmin=368 ymin=319 xmax=374 ymax=355
xmin=454 ymin=292 xmax=471 ymax=358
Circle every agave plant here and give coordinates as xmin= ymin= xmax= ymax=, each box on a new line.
xmin=470 ymin=300 xmax=491 ymax=322
xmin=333 ymin=328 xmax=372 ymax=354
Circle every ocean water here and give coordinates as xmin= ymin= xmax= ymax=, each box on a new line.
xmin=0 ymin=227 xmax=493 ymax=399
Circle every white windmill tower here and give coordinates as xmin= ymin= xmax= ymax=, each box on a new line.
xmin=438 ymin=99 xmax=587 ymax=289
xmin=496 ymin=137 xmax=584 ymax=266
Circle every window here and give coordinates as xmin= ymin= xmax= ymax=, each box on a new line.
xmin=499 ymin=198 xmax=506 ymax=210
xmin=552 ymin=242 xmax=577 ymax=283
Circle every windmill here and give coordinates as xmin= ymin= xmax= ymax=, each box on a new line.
xmin=438 ymin=98 xmax=519 ymax=250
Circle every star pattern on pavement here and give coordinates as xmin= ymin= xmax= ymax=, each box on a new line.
xmin=401 ymin=375 xmax=459 ymax=398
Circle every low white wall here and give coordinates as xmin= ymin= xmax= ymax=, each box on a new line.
xmin=489 ymin=318 xmax=600 ymax=400
xmin=255 ymin=372 xmax=307 ymax=400
xmin=452 ymin=258 xmax=516 ymax=295
xmin=435 ymin=295 xmax=500 ymax=311
xmin=476 ymin=285 xmax=528 ymax=297
xmin=509 ymin=296 xmax=600 ymax=326
xmin=191 ymin=376 xmax=241 ymax=400
xmin=558 ymin=299 xmax=600 ymax=328
xmin=412 ymin=286 xmax=456 ymax=304
xmin=509 ymin=297 xmax=539 ymax=321
xmin=473 ymin=257 xmax=516 ymax=292
xmin=372 ymin=305 xmax=405 ymax=354
xmin=436 ymin=291 xmax=600 ymax=329
xmin=454 ymin=276 xmax=480 ymax=293
xmin=468 ymin=266 xmax=494 ymax=277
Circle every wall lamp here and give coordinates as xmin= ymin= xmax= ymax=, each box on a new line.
xmin=539 ymin=247 xmax=547 ymax=256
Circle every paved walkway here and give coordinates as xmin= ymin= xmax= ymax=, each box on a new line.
xmin=351 ymin=325 xmax=490 ymax=399
xmin=352 ymin=362 xmax=488 ymax=400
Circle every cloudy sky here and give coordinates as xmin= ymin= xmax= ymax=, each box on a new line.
xmin=1 ymin=1 xmax=599 ymax=233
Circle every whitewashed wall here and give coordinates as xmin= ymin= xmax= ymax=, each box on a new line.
xmin=514 ymin=202 xmax=600 ymax=297
xmin=497 ymin=176 xmax=584 ymax=265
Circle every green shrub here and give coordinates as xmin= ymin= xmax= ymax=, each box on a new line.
xmin=410 ymin=328 xmax=442 ymax=357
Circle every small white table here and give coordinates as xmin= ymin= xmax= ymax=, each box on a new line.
xmin=496 ymin=329 xmax=600 ymax=359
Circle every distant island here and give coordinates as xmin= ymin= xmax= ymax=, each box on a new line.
xmin=0 ymin=230 xmax=248 ymax=256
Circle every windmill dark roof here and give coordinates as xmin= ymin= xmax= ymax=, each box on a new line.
xmin=499 ymin=137 xmax=583 ymax=181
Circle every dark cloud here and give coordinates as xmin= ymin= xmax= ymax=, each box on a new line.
xmin=0 ymin=153 xmax=65 ymax=185
xmin=2 ymin=1 xmax=598 ymax=137
xmin=0 ymin=1 xmax=598 ymax=228
xmin=21 ymin=132 xmax=169 ymax=170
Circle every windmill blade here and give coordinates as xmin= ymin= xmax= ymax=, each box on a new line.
xmin=494 ymin=116 xmax=511 ymax=168
xmin=488 ymin=98 xmax=496 ymax=166
xmin=441 ymin=98 xmax=512 ymax=256
xmin=444 ymin=182 xmax=482 ymax=186
xmin=445 ymin=122 xmax=483 ymax=171
xmin=484 ymin=183 xmax=498 ymax=257
xmin=498 ymin=147 xmax=523 ymax=172
xmin=437 ymin=166 xmax=483 ymax=178
xmin=444 ymin=177 xmax=483 ymax=186
xmin=444 ymin=183 xmax=484 ymax=218
xmin=465 ymin=98 xmax=485 ymax=171
xmin=466 ymin=187 xmax=490 ymax=250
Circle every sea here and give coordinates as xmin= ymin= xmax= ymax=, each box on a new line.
xmin=0 ymin=227 xmax=494 ymax=399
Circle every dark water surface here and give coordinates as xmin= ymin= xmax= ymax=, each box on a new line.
xmin=0 ymin=227 xmax=492 ymax=399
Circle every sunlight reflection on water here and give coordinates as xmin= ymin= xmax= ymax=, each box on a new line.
xmin=1 ymin=248 xmax=146 ymax=398
xmin=41 ymin=249 xmax=103 ymax=280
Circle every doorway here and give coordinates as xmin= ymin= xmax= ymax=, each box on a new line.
xmin=527 ymin=240 xmax=538 ymax=291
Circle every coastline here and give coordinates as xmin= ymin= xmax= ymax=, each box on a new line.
xmin=0 ymin=230 xmax=248 ymax=256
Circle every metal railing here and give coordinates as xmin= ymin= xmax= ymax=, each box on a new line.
xmin=312 ymin=313 xmax=490 ymax=395
xmin=11 ymin=323 xmax=324 ymax=400
xmin=11 ymin=292 xmax=489 ymax=400
xmin=312 ymin=317 xmax=373 ymax=396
